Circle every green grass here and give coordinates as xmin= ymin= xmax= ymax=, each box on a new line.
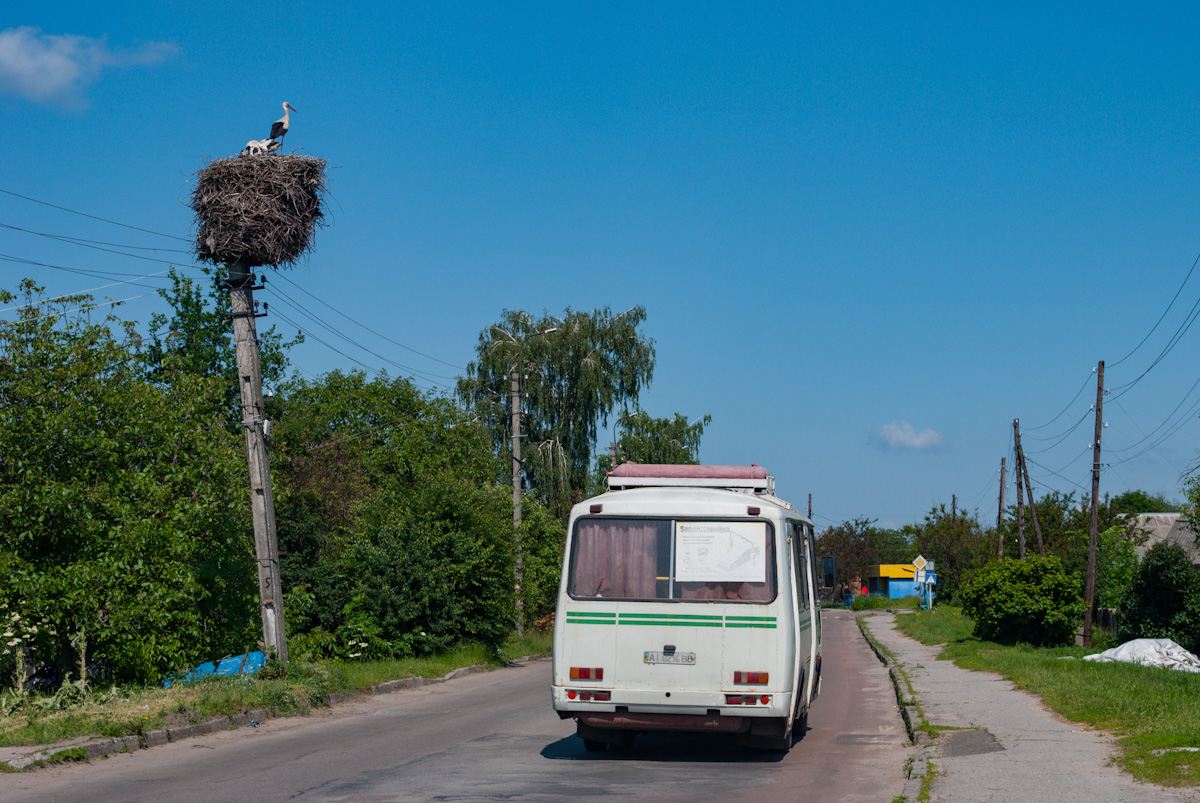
xmin=0 ymin=631 xmax=552 ymax=750
xmin=894 ymin=606 xmax=1200 ymax=787
xmin=851 ymin=594 xmax=923 ymax=611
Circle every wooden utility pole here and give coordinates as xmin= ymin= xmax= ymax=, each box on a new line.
xmin=951 ymin=494 xmax=957 ymax=524
xmin=511 ymin=368 xmax=524 ymax=637
xmin=227 ymin=261 xmax=287 ymax=662
xmin=1013 ymin=420 xmax=1026 ymax=559
xmin=808 ymin=494 xmax=812 ymax=520
xmin=997 ymin=457 xmax=1006 ymax=559
xmin=1016 ymin=440 xmax=1046 ymax=557
xmin=1083 ymin=361 xmax=1105 ymax=647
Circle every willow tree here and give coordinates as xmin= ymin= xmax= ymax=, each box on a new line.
xmin=457 ymin=307 xmax=655 ymax=517
xmin=589 ymin=410 xmax=712 ymax=495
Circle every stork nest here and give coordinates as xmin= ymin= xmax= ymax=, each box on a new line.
xmin=192 ymin=155 xmax=327 ymax=268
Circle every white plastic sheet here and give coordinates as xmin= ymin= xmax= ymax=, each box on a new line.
xmin=1082 ymin=638 xmax=1200 ymax=673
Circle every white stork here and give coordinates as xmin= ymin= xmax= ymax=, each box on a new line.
xmin=270 ymin=102 xmax=298 ymax=149
xmin=240 ymin=139 xmax=281 ymax=157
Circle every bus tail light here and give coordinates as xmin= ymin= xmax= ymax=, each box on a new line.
xmin=570 ymin=667 xmax=604 ymax=681
xmin=567 ymin=689 xmax=611 ymax=701
xmin=734 ymin=671 xmax=769 ymax=684
xmin=725 ymin=694 xmax=771 ymax=705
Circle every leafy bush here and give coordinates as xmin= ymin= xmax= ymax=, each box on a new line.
xmin=1118 ymin=542 xmax=1200 ymax=654
xmin=959 ymin=556 xmax=1084 ymax=646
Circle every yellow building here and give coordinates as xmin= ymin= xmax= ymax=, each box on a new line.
xmin=863 ymin=564 xmax=918 ymax=599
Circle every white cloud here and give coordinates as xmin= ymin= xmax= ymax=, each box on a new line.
xmin=871 ymin=420 xmax=946 ymax=452
xmin=0 ymin=27 xmax=176 ymax=109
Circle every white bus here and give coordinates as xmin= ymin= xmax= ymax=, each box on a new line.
xmin=551 ymin=463 xmax=822 ymax=753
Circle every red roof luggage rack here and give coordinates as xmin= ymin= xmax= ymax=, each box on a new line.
xmin=606 ymin=463 xmax=774 ymax=494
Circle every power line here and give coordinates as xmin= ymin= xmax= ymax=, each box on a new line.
xmin=1023 ymin=370 xmax=1095 ymax=432
xmin=0 ymin=188 xmax=191 ymax=242
xmin=1107 ymin=380 xmax=1200 ymax=456
xmin=0 ymin=221 xmax=191 ymax=254
xmin=1109 ymin=249 xmax=1200 ymax=368
xmin=1108 ymin=293 xmax=1200 ymax=397
xmin=266 ymin=285 xmax=456 ymax=388
xmin=1023 ymin=408 xmax=1091 ymax=454
xmin=0 ymin=270 xmax=177 ymax=313
xmin=271 ymin=271 xmax=465 ymax=371
xmin=1023 ymin=455 xmax=1090 ymax=494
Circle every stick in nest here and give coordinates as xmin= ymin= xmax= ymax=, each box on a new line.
xmin=192 ymin=155 xmax=328 ymax=268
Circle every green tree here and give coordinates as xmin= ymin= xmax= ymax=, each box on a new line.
xmin=271 ymin=370 xmax=564 ymax=655
xmin=960 ymin=555 xmax=1085 ymax=647
xmin=901 ymin=505 xmax=991 ymax=602
xmin=0 ymin=281 xmax=255 ymax=686
xmin=1117 ymin=542 xmax=1200 ymax=654
xmin=815 ymin=518 xmax=911 ymax=592
xmin=143 ymin=267 xmax=300 ymax=412
xmin=589 ymin=409 xmax=711 ymax=495
xmin=1109 ymin=489 xmax=1181 ymax=515
xmin=457 ymin=307 xmax=655 ymax=517
xmin=1181 ymin=474 xmax=1200 ymax=551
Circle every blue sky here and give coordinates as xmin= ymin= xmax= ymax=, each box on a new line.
xmin=3 ymin=3 xmax=1200 ymax=528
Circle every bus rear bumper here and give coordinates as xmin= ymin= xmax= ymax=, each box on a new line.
xmin=579 ymin=710 xmax=750 ymax=733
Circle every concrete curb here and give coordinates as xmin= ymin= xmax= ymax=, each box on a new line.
xmin=854 ymin=613 xmax=936 ymax=802
xmin=3 ymin=653 xmax=549 ymax=771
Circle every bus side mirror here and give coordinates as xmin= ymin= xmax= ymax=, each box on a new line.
xmin=820 ymin=556 xmax=836 ymax=590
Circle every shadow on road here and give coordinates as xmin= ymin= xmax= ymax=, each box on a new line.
xmin=540 ymin=731 xmax=789 ymax=763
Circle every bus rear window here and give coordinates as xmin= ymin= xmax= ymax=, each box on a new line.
xmin=568 ymin=518 xmax=775 ymax=602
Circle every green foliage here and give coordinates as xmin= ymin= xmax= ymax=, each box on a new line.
xmin=0 ymin=281 xmax=256 ymax=687
xmin=143 ymin=267 xmax=299 ymax=411
xmin=815 ymin=517 xmax=911 ymax=592
xmin=270 ymin=370 xmax=560 ymax=657
xmin=589 ymin=409 xmax=711 ymax=495
xmin=457 ymin=307 xmax=656 ymax=517
xmin=1065 ymin=524 xmax=1142 ymax=609
xmin=901 ymin=505 xmax=990 ymax=602
xmin=1109 ymin=489 xmax=1181 ymax=515
xmin=959 ymin=556 xmax=1085 ymax=646
xmin=518 ymin=496 xmax=567 ymax=623
xmin=1118 ymin=542 xmax=1200 ymax=654
xmin=1183 ymin=474 xmax=1200 ymax=552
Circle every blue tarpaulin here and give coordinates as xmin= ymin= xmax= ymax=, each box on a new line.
xmin=164 ymin=650 xmax=267 ymax=687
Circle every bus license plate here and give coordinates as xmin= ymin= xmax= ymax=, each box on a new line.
xmin=644 ymin=651 xmax=696 ymax=665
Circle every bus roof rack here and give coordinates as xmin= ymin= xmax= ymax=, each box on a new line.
xmin=606 ymin=463 xmax=774 ymax=494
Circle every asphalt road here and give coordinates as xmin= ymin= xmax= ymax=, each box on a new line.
xmin=2 ymin=610 xmax=908 ymax=802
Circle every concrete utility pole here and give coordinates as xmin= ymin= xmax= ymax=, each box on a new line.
xmin=511 ymin=368 xmax=524 ymax=636
xmin=1083 ymin=361 xmax=1105 ymax=648
xmin=997 ymin=457 xmax=1006 ymax=559
xmin=510 ymin=326 xmax=557 ymax=637
xmin=227 ymin=261 xmax=287 ymax=662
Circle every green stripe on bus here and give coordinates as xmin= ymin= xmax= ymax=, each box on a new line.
xmin=725 ymin=622 xmax=777 ymax=629
xmin=620 ymin=619 xmax=725 ymax=627
xmin=620 ymin=613 xmax=723 ymax=621
xmin=566 ymin=612 xmax=616 ymax=618
xmin=724 ymin=615 xmax=775 ymax=622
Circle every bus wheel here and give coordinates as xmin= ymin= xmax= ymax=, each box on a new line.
xmin=795 ymin=710 xmax=808 ymax=742
xmin=582 ymin=738 xmax=609 ymax=753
